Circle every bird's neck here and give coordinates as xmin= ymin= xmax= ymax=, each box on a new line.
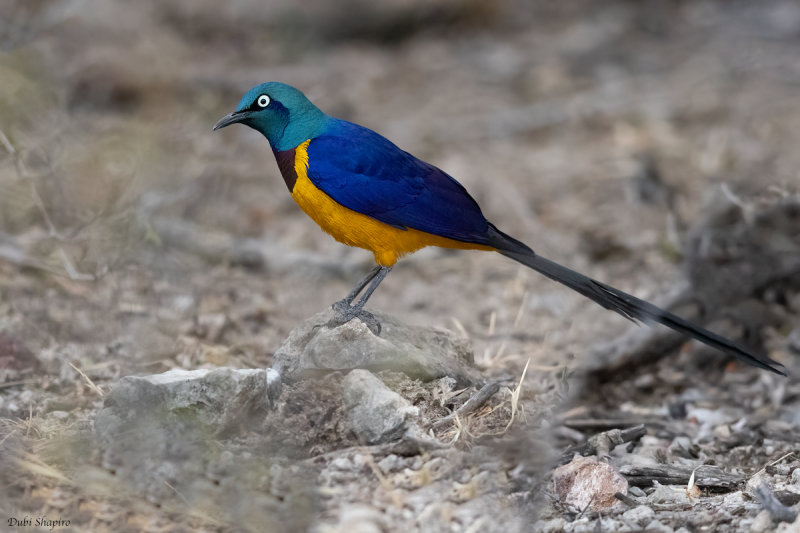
xmin=270 ymin=109 xmax=329 ymax=152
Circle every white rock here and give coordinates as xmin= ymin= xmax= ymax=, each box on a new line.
xmin=95 ymin=367 xmax=267 ymax=439
xmin=644 ymin=519 xmax=673 ymax=533
xmin=342 ymin=369 xmax=419 ymax=444
xmin=622 ymin=505 xmax=655 ymax=527
xmin=750 ymin=510 xmax=773 ymax=533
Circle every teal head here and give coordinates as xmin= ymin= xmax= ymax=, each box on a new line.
xmin=213 ymin=82 xmax=329 ymax=151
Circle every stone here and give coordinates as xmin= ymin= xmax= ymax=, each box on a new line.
xmin=272 ymin=309 xmax=479 ymax=386
xmin=342 ymin=369 xmax=419 ymax=444
xmin=750 ymin=510 xmax=773 ymax=533
xmin=552 ymin=456 xmax=628 ymax=511
xmin=643 ymin=520 xmax=673 ymax=533
xmin=95 ymin=367 xmax=267 ymax=440
xmin=622 ymin=505 xmax=655 ymax=528
xmin=333 ymin=504 xmax=384 ymax=533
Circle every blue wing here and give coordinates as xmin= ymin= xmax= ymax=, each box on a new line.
xmin=305 ymin=119 xmax=492 ymax=244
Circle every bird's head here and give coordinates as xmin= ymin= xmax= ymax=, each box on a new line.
xmin=213 ymin=82 xmax=328 ymax=151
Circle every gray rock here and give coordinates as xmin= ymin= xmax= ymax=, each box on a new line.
xmin=342 ymin=369 xmax=419 ymax=444
xmin=273 ymin=309 xmax=479 ymax=385
xmin=622 ymin=505 xmax=655 ymax=528
xmin=95 ymin=367 xmax=267 ymax=440
xmin=628 ymin=486 xmax=646 ymax=498
xmin=643 ymin=520 xmax=673 ymax=533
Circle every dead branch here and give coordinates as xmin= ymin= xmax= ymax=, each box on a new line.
xmin=620 ymin=464 xmax=744 ymax=490
xmin=754 ymin=483 xmax=798 ymax=524
xmin=559 ymin=424 xmax=646 ymax=464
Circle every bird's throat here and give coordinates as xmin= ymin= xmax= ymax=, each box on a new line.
xmin=272 ymin=146 xmax=299 ymax=192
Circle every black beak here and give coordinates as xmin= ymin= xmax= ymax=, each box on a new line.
xmin=213 ymin=111 xmax=250 ymax=131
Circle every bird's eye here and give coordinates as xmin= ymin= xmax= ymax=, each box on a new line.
xmin=257 ymin=95 xmax=270 ymax=108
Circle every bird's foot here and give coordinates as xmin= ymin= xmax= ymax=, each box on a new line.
xmin=328 ymin=299 xmax=382 ymax=335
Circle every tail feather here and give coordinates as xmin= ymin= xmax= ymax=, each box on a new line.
xmin=488 ymin=226 xmax=787 ymax=376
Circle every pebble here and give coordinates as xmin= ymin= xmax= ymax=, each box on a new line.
xmin=644 ymin=519 xmax=674 ymax=532
xmin=792 ymin=468 xmax=800 ymax=486
xmin=622 ymin=505 xmax=655 ymax=527
xmin=750 ymin=510 xmax=773 ymax=533
xmin=532 ymin=518 xmax=565 ymax=533
xmin=723 ymin=491 xmax=745 ymax=507
xmin=628 ymin=486 xmax=646 ymax=498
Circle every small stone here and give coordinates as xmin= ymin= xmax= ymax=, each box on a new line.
xmin=377 ymin=454 xmax=403 ymax=474
xmin=533 ymin=518 xmax=566 ymax=533
xmin=745 ymin=471 xmax=771 ymax=498
xmin=342 ymin=369 xmax=419 ymax=444
xmin=723 ymin=491 xmax=745 ymax=507
xmin=644 ymin=519 xmax=674 ymax=533
xmin=334 ymin=504 xmax=384 ymax=533
xmin=628 ymin=486 xmax=646 ymax=498
xmin=750 ymin=510 xmax=773 ymax=533
xmin=622 ymin=505 xmax=655 ymax=527
xmin=648 ymin=481 xmax=689 ymax=505
xmin=552 ymin=456 xmax=628 ymax=511
xmin=49 ymin=410 xmax=69 ymax=421
xmin=791 ymin=468 xmax=800 ymax=486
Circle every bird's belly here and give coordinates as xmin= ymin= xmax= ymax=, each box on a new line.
xmin=287 ymin=143 xmax=492 ymax=266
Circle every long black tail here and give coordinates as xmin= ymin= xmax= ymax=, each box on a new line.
xmin=487 ymin=226 xmax=787 ymax=376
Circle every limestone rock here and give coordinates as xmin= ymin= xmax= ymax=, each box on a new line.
xmin=95 ymin=367 xmax=267 ymax=440
xmin=342 ymin=369 xmax=419 ymax=444
xmin=273 ymin=309 xmax=479 ymax=385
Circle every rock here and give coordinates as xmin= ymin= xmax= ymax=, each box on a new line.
xmin=342 ymin=369 xmax=419 ymax=444
xmin=723 ymin=491 xmax=746 ymax=507
xmin=628 ymin=486 xmax=646 ymax=498
xmin=333 ymin=504 xmax=384 ymax=533
xmin=273 ymin=309 xmax=479 ymax=385
xmin=643 ymin=519 xmax=674 ymax=533
xmin=95 ymin=367 xmax=267 ymax=440
xmin=552 ymin=456 xmax=628 ymax=511
xmin=532 ymin=518 xmax=566 ymax=533
xmin=750 ymin=510 xmax=773 ymax=533
xmin=745 ymin=470 xmax=771 ymax=499
xmin=622 ymin=505 xmax=655 ymax=528
xmin=647 ymin=481 xmax=690 ymax=505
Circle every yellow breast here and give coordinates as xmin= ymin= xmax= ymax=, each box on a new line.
xmin=289 ymin=140 xmax=493 ymax=266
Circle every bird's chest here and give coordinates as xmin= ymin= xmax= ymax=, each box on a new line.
xmin=272 ymin=141 xmax=396 ymax=252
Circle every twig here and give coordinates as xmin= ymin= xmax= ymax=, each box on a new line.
xmin=614 ymin=492 xmax=639 ymax=507
xmin=559 ymin=424 xmax=647 ymax=464
xmin=432 ymin=382 xmax=501 ymax=429
xmin=620 ymin=464 xmax=743 ymax=490
xmin=562 ymin=418 xmax=656 ymax=431
xmin=754 ymin=483 xmax=798 ymax=524
xmin=68 ymin=362 xmax=104 ymax=397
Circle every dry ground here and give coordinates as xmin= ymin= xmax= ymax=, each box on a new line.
xmin=1 ymin=1 xmax=799 ymax=532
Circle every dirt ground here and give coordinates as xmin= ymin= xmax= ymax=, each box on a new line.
xmin=1 ymin=1 xmax=799 ymax=532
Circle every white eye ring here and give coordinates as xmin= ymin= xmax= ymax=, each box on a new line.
xmin=257 ymin=95 xmax=270 ymax=108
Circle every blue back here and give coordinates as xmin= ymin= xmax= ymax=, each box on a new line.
xmin=306 ymin=119 xmax=492 ymax=244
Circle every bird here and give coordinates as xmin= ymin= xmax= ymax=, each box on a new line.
xmin=213 ymin=82 xmax=786 ymax=376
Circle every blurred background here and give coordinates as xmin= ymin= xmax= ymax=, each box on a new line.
xmin=1 ymin=0 xmax=799 ymax=531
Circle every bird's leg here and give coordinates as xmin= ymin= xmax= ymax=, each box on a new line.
xmin=333 ymin=265 xmax=383 ymax=309
xmin=329 ymin=266 xmax=392 ymax=334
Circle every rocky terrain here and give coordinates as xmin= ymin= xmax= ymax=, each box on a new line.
xmin=1 ymin=1 xmax=799 ymax=531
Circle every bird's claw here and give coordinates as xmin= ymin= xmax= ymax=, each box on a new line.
xmin=328 ymin=299 xmax=382 ymax=335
